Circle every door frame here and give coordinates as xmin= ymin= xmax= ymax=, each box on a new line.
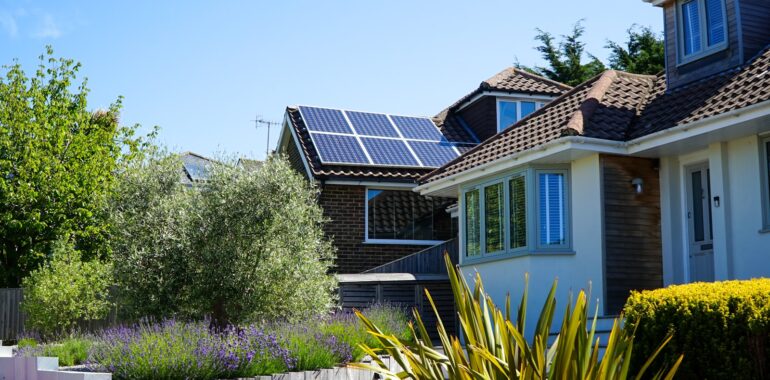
xmin=684 ymin=162 xmax=715 ymax=282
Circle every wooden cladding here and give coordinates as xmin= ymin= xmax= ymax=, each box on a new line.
xmin=601 ymin=155 xmax=663 ymax=314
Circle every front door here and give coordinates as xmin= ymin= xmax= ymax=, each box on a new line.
xmin=686 ymin=164 xmax=715 ymax=282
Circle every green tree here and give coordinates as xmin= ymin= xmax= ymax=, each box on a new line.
xmin=606 ymin=26 xmax=665 ymax=75
xmin=525 ymin=21 xmax=606 ymax=86
xmin=111 ymin=153 xmax=337 ymax=325
xmin=0 ymin=47 xmax=142 ymax=287
xmin=21 ymin=238 xmax=113 ymax=337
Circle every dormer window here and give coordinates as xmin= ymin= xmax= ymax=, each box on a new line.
xmin=497 ymin=99 xmax=543 ymax=132
xmin=678 ymin=0 xmax=727 ymax=63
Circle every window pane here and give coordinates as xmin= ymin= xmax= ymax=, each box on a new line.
xmin=521 ymin=102 xmax=537 ymax=119
xmin=539 ymin=173 xmax=566 ymax=246
xmin=691 ymin=171 xmax=705 ymax=242
xmin=705 ymin=0 xmax=725 ymax=46
xmin=509 ymin=175 xmax=527 ymax=249
xmin=485 ymin=183 xmax=505 ymax=253
xmin=465 ymin=190 xmax=481 ymax=257
xmin=498 ymin=101 xmax=518 ymax=131
xmin=368 ymin=189 xmax=454 ymax=241
xmin=682 ymin=0 xmax=702 ymax=56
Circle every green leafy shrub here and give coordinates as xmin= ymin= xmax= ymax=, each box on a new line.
xmin=21 ymin=240 xmax=113 ymax=337
xmin=625 ymin=279 xmax=770 ymax=379
xmin=18 ymin=337 xmax=91 ymax=366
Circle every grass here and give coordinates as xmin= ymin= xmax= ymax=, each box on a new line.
xmin=17 ymin=337 xmax=91 ymax=366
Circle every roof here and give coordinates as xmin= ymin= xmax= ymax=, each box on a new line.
xmin=446 ymin=67 xmax=573 ymax=111
xmin=237 ymin=158 xmax=263 ymax=172
xmin=421 ymin=45 xmax=770 ymax=184
xmin=285 ymin=107 xmax=475 ymax=181
xmin=179 ymin=151 xmax=217 ymax=185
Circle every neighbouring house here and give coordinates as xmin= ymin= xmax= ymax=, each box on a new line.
xmin=179 ymin=151 xmax=217 ymax=186
xmin=276 ymin=68 xmax=569 ymax=273
xmin=415 ymin=0 xmax=770 ymax=328
xmin=237 ymin=157 xmax=264 ymax=172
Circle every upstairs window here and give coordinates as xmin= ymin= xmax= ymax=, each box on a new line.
xmin=366 ymin=189 xmax=454 ymax=244
xmin=678 ymin=0 xmax=727 ymax=62
xmin=497 ymin=99 xmax=544 ymax=132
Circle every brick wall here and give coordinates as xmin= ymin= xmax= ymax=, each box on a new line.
xmin=319 ymin=184 xmax=435 ymax=273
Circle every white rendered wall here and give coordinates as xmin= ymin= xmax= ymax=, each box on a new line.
xmin=459 ymin=154 xmax=605 ymax=337
xmin=659 ymin=135 xmax=770 ymax=284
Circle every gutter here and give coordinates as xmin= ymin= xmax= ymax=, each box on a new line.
xmin=417 ymin=99 xmax=770 ymax=195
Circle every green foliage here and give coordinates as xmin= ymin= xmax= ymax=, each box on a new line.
xmin=606 ymin=26 xmax=665 ymax=75
xmin=19 ymin=337 xmax=91 ymax=366
xmin=523 ymin=21 xmax=606 ymax=87
xmin=21 ymin=239 xmax=113 ymax=337
xmin=624 ymin=279 xmax=770 ymax=380
xmin=0 ymin=47 xmax=145 ymax=287
xmin=353 ymin=253 xmax=682 ymax=380
xmin=110 ymin=153 xmax=337 ymax=325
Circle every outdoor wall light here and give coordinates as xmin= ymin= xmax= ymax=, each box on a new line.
xmin=714 ymin=196 xmax=721 ymax=207
xmin=632 ymin=178 xmax=644 ymax=194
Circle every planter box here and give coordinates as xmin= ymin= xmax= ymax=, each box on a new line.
xmin=216 ymin=356 xmax=403 ymax=380
xmin=0 ymin=356 xmax=111 ymax=380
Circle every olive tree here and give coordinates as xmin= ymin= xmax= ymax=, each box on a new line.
xmin=110 ymin=154 xmax=337 ymax=325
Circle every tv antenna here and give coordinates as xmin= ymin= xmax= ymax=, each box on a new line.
xmin=252 ymin=115 xmax=280 ymax=157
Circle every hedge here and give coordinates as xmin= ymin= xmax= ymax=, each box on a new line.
xmin=624 ymin=278 xmax=770 ymax=380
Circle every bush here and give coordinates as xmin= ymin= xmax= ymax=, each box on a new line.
xmin=111 ymin=154 xmax=337 ymax=325
xmin=21 ymin=240 xmax=113 ymax=337
xmin=624 ymin=279 xmax=770 ymax=379
xmin=18 ymin=337 xmax=91 ymax=366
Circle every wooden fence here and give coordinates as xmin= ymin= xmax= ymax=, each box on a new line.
xmin=0 ymin=288 xmax=24 ymax=341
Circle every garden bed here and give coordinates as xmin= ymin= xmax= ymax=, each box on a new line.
xmin=16 ymin=304 xmax=411 ymax=380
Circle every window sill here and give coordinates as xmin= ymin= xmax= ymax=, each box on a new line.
xmin=676 ymin=44 xmax=728 ymax=67
xmin=461 ymin=250 xmax=576 ymax=266
xmin=363 ymin=239 xmax=446 ymax=246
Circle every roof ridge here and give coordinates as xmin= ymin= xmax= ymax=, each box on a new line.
xmin=563 ymin=70 xmax=619 ymax=135
xmin=510 ymin=68 xmax=574 ymax=90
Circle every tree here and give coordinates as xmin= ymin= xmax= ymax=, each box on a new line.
xmin=110 ymin=153 xmax=337 ymax=325
xmin=21 ymin=238 xmax=113 ymax=337
xmin=0 ymin=47 xmax=143 ymax=287
xmin=606 ymin=26 xmax=665 ymax=75
xmin=524 ymin=21 xmax=606 ymax=87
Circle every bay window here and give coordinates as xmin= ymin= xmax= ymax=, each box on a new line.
xmin=461 ymin=167 xmax=571 ymax=261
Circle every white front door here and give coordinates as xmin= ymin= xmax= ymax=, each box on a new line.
xmin=686 ymin=163 xmax=715 ymax=282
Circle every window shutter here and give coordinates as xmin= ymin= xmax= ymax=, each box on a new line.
xmin=682 ymin=0 xmax=702 ymax=55
xmin=705 ymin=0 xmax=725 ymax=46
xmin=539 ymin=173 xmax=566 ymax=246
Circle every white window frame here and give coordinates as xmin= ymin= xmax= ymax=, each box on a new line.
xmin=676 ymin=0 xmax=728 ymax=65
xmin=363 ymin=187 xmax=446 ymax=245
xmin=496 ymin=98 xmax=546 ymax=132
xmin=535 ymin=169 xmax=572 ymax=251
xmin=459 ymin=166 xmax=572 ymax=264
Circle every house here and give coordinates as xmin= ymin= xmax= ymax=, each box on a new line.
xmin=179 ymin=151 xmax=217 ymax=186
xmin=276 ymin=69 xmax=570 ymax=273
xmin=415 ymin=0 xmax=770 ymax=326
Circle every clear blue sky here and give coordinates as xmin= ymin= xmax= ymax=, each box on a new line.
xmin=0 ymin=1 xmax=663 ymax=160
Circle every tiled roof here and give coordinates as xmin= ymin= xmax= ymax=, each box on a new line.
xmin=421 ymin=45 xmax=770 ymax=184
xmin=286 ymin=107 xmax=433 ymax=181
xmin=446 ymin=67 xmax=573 ymax=111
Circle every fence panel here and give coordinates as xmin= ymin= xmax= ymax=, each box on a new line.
xmin=0 ymin=288 xmax=24 ymax=341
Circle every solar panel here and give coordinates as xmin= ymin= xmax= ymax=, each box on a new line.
xmin=311 ymin=133 xmax=369 ymax=164
xmin=346 ymin=111 xmax=399 ymax=137
xmin=390 ymin=116 xmax=443 ymax=141
xmin=361 ymin=137 xmax=419 ymax=166
xmin=299 ymin=106 xmax=353 ymax=134
xmin=182 ymin=155 xmax=211 ymax=181
xmin=408 ymin=141 xmax=459 ymax=168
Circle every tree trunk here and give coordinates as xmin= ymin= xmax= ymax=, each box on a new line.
xmin=210 ymin=297 xmax=229 ymax=331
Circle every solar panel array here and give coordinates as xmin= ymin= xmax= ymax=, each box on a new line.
xmin=298 ymin=106 xmax=476 ymax=168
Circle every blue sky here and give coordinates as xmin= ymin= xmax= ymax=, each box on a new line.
xmin=0 ymin=1 xmax=663 ymax=160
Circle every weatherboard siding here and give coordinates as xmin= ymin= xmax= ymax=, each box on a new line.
xmin=458 ymin=96 xmax=498 ymax=141
xmin=601 ymin=155 xmax=663 ymax=314
xmin=739 ymin=0 xmax=770 ymax=61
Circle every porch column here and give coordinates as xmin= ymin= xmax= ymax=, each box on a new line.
xmin=708 ymin=142 xmax=733 ymax=280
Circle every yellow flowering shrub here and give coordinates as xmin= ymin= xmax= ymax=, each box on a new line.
xmin=624 ymin=279 xmax=770 ymax=380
